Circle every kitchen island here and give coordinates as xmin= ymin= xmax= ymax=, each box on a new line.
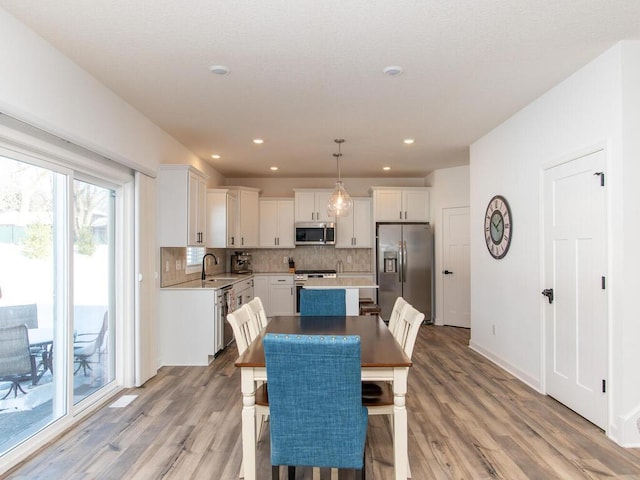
xmin=303 ymin=276 xmax=378 ymax=315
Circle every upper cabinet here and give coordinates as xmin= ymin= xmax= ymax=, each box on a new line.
xmin=157 ymin=165 xmax=208 ymax=247
xmin=370 ymin=187 xmax=430 ymax=222
xmin=207 ymin=186 xmax=260 ymax=248
xmin=294 ymin=189 xmax=334 ymax=222
xmin=336 ymin=198 xmax=372 ymax=248
xmin=259 ymin=199 xmax=295 ymax=248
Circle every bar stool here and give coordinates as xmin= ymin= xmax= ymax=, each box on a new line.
xmin=360 ymin=303 xmax=381 ymax=316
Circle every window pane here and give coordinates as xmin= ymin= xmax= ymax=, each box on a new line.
xmin=72 ymin=180 xmax=115 ymax=404
xmin=0 ymin=155 xmax=65 ymax=453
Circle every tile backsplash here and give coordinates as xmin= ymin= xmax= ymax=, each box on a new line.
xmin=160 ymin=246 xmax=372 ymax=287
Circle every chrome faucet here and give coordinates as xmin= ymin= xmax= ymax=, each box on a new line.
xmin=201 ymin=253 xmax=219 ymax=280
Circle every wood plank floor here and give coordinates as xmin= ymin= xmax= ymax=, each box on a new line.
xmin=6 ymin=326 xmax=640 ymax=479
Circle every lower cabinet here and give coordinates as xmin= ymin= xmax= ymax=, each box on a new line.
xmin=252 ymin=274 xmax=294 ymax=317
xmin=159 ymin=289 xmax=218 ymax=366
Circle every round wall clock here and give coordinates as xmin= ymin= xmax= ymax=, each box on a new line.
xmin=484 ymin=195 xmax=512 ymax=259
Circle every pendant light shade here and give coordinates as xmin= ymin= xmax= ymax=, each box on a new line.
xmin=327 ymin=139 xmax=352 ymax=217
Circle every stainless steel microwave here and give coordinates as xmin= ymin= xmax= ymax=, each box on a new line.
xmin=295 ymin=222 xmax=336 ymax=245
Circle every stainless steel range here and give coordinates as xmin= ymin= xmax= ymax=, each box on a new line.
xmin=294 ymin=269 xmax=337 ymax=313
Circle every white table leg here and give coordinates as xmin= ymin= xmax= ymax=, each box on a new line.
xmin=393 ymin=367 xmax=409 ymax=480
xmin=241 ymin=368 xmax=257 ymax=480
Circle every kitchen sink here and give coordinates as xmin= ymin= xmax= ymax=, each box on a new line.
xmin=205 ymin=278 xmax=234 ymax=282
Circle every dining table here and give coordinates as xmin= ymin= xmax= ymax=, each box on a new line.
xmin=234 ymin=315 xmax=412 ymax=480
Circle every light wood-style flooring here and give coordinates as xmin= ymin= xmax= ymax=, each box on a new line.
xmin=6 ymin=326 xmax=640 ymax=479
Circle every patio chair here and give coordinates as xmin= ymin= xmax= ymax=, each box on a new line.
xmin=299 ymin=288 xmax=346 ymax=316
xmin=0 ymin=324 xmax=34 ymax=399
xmin=74 ymin=311 xmax=108 ymax=376
xmin=264 ymin=333 xmax=368 ymax=479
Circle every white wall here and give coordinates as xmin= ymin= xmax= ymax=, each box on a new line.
xmin=470 ymin=41 xmax=640 ymax=446
xmin=0 ymin=7 xmax=222 ymax=182
xmin=427 ymin=166 xmax=470 ymax=325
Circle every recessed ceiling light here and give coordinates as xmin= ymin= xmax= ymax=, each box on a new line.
xmin=209 ymin=65 xmax=230 ymax=76
xmin=403 ymin=138 xmax=415 ymax=144
xmin=383 ymin=66 xmax=403 ymax=76
xmin=270 ymin=166 xmax=278 ymax=171
xmin=253 ymin=138 xmax=264 ymax=144
xmin=383 ymin=166 xmax=391 ymax=171
xmin=211 ymin=154 xmax=221 ymax=159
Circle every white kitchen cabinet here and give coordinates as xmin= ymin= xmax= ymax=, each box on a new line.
xmin=269 ymin=275 xmax=295 ymax=316
xmin=294 ymin=189 xmax=334 ymax=222
xmin=157 ymin=165 xmax=208 ymax=247
xmin=253 ymin=276 xmax=270 ymax=313
xmin=252 ymin=274 xmax=294 ymax=316
xmin=235 ymin=187 xmax=260 ymax=247
xmin=159 ymin=289 xmax=217 ymax=366
xmin=336 ymin=197 xmax=372 ymax=248
xmin=234 ymin=277 xmax=254 ymax=309
xmin=259 ymin=199 xmax=294 ymax=247
xmin=371 ymin=187 xmax=430 ymax=222
xmin=207 ymin=186 xmax=260 ymax=248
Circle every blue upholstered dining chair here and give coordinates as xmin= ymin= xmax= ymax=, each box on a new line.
xmin=263 ymin=333 xmax=368 ymax=480
xmin=299 ymin=288 xmax=346 ymax=316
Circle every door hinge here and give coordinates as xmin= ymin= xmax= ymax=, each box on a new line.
xmin=601 ymin=276 xmax=606 ymax=289
xmin=602 ymin=379 xmax=606 ymax=393
xmin=594 ymin=172 xmax=605 ymax=186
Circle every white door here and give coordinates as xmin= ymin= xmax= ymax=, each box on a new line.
xmin=543 ymin=149 xmax=607 ymax=429
xmin=442 ymin=206 xmax=470 ymax=328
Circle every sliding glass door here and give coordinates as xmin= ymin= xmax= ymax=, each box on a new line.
xmin=0 ymin=155 xmax=65 ymax=453
xmin=72 ymin=180 xmax=115 ymax=404
xmin=0 ymin=154 xmax=120 ymax=455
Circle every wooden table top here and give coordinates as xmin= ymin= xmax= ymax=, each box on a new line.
xmin=235 ymin=315 xmax=412 ymax=368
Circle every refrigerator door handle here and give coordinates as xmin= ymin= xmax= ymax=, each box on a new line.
xmin=398 ymin=242 xmax=403 ymax=283
xmin=402 ymin=240 xmax=407 ymax=284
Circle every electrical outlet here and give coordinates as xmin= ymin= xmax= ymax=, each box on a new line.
xmin=165 ymin=261 xmax=169 ymax=272
xmin=176 ymin=260 xmax=181 ymax=270
xmin=347 ymin=255 xmax=352 ymax=264
xmin=492 ymin=324 xmax=496 ymax=335
xmin=283 ymin=256 xmax=288 ymax=264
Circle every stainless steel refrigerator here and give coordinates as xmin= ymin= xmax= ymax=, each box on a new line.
xmin=376 ymin=223 xmax=434 ymax=322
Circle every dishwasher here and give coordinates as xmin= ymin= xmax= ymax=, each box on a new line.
xmin=216 ymin=285 xmax=235 ymax=352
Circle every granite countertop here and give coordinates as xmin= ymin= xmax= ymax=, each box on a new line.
xmin=161 ymin=273 xmax=251 ymax=290
xmin=303 ymin=277 xmax=378 ymax=289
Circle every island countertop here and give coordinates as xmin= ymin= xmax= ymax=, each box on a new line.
xmin=302 ymin=277 xmax=378 ymax=289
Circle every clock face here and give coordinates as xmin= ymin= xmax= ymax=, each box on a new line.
xmin=484 ymin=195 xmax=512 ymax=259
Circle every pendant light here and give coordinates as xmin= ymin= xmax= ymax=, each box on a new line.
xmin=327 ymin=138 xmax=353 ymax=217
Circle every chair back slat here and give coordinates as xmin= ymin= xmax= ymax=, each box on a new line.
xmin=264 ymin=333 xmax=368 ymax=470
xmin=388 ymin=297 xmax=409 ymax=337
xmin=246 ymin=297 xmax=268 ymax=329
xmin=393 ymin=304 xmax=424 ymax=358
xmin=227 ymin=305 xmax=259 ymax=355
xmin=299 ymin=289 xmax=346 ymax=316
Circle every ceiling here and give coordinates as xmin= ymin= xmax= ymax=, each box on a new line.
xmin=2 ymin=1 xmax=640 ymax=178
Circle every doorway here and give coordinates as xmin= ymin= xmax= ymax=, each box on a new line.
xmin=442 ymin=206 xmax=470 ymax=328
xmin=543 ymin=149 xmax=608 ymax=429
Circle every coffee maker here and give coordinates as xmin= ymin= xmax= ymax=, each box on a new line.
xmin=230 ymin=252 xmax=253 ymax=274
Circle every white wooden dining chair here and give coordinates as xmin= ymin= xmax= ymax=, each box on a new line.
xmin=246 ymin=297 xmax=268 ymax=330
xmin=387 ymin=296 xmax=409 ymax=338
xmin=227 ymin=305 xmax=269 ymax=478
xmin=227 ymin=304 xmax=260 ymax=354
xmin=363 ymin=302 xmax=424 ymax=478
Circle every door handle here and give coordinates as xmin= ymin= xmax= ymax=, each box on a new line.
xmin=443 ymin=270 xmax=453 ymax=275
xmin=541 ymin=288 xmax=554 ymax=304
